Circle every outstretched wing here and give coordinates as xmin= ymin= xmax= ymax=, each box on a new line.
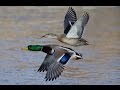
xmin=37 ymin=46 xmax=65 ymax=72
xmin=45 ymin=52 xmax=73 ymax=81
xmin=45 ymin=62 xmax=64 ymax=81
xmin=64 ymin=6 xmax=77 ymax=35
xmin=37 ymin=55 xmax=54 ymax=72
xmin=66 ymin=11 xmax=89 ymax=38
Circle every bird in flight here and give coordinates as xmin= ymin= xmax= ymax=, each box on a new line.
xmin=22 ymin=44 xmax=82 ymax=81
xmin=41 ymin=6 xmax=90 ymax=46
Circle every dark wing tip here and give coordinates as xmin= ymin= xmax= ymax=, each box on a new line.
xmin=37 ymin=63 xmax=49 ymax=72
xmin=83 ymin=11 xmax=89 ymax=18
xmin=64 ymin=7 xmax=77 ymax=35
xmin=80 ymin=11 xmax=90 ymax=28
xmin=83 ymin=11 xmax=89 ymax=21
xmin=45 ymin=63 xmax=64 ymax=81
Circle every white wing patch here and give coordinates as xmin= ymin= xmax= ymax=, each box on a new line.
xmin=66 ymin=18 xmax=83 ymax=38
xmin=57 ymin=54 xmax=65 ymax=62
xmin=66 ymin=11 xmax=89 ymax=39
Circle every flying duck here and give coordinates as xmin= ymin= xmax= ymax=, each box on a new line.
xmin=41 ymin=6 xmax=90 ymax=46
xmin=22 ymin=44 xmax=82 ymax=81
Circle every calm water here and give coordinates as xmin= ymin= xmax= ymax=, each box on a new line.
xmin=0 ymin=6 xmax=120 ymax=85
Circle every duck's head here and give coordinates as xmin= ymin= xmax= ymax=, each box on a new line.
xmin=21 ymin=45 xmax=55 ymax=55
xmin=41 ymin=33 xmax=58 ymax=39
xmin=22 ymin=45 xmax=44 ymax=51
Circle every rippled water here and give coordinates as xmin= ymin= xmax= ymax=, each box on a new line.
xmin=0 ymin=6 xmax=120 ymax=85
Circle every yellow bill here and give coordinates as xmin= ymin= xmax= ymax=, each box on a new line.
xmin=21 ymin=47 xmax=28 ymax=51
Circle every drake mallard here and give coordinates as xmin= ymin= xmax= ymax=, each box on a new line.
xmin=22 ymin=44 xmax=82 ymax=81
xmin=41 ymin=6 xmax=89 ymax=46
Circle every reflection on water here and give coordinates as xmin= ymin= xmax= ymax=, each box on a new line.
xmin=0 ymin=6 xmax=120 ymax=85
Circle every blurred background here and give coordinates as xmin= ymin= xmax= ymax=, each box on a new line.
xmin=0 ymin=6 xmax=120 ymax=85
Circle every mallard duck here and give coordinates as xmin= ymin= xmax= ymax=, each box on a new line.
xmin=22 ymin=44 xmax=82 ymax=81
xmin=41 ymin=6 xmax=89 ymax=46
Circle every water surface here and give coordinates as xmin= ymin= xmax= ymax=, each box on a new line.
xmin=0 ymin=6 xmax=120 ymax=85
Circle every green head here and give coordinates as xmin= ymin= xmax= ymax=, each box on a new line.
xmin=21 ymin=45 xmax=43 ymax=51
xmin=28 ymin=45 xmax=43 ymax=51
xmin=22 ymin=45 xmax=54 ymax=55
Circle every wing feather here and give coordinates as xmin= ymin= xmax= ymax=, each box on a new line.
xmin=37 ymin=55 xmax=54 ymax=72
xmin=66 ymin=11 xmax=89 ymax=38
xmin=64 ymin=7 xmax=77 ymax=35
xmin=45 ymin=62 xmax=64 ymax=81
